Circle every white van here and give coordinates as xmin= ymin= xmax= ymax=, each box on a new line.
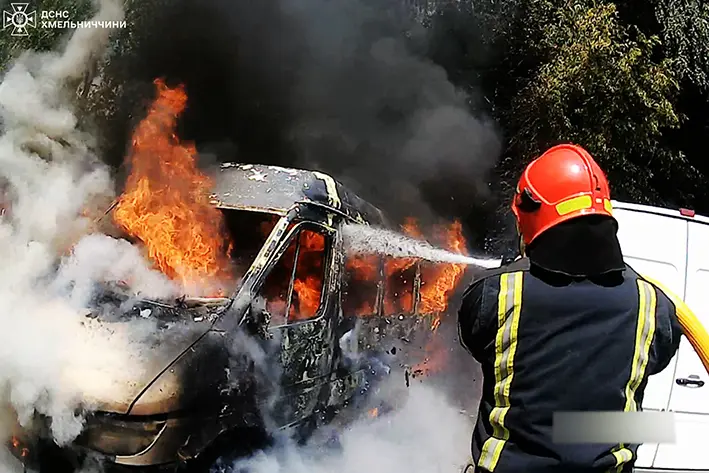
xmin=612 ymin=200 xmax=709 ymax=472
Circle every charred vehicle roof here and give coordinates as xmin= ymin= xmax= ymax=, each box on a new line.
xmin=208 ymin=163 xmax=390 ymax=227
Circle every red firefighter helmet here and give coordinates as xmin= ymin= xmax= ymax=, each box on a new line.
xmin=511 ymin=143 xmax=615 ymax=247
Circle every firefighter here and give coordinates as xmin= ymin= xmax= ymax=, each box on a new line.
xmin=457 ymin=143 xmax=683 ymax=473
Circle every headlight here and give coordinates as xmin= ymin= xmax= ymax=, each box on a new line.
xmin=75 ymin=414 xmax=166 ymax=457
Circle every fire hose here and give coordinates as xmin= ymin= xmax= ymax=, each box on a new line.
xmin=641 ymin=275 xmax=709 ymax=376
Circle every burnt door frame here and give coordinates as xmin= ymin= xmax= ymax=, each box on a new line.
xmin=263 ymin=220 xmax=339 ymax=427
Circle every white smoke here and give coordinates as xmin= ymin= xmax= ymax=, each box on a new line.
xmin=52 ymin=233 xmax=178 ymax=308
xmin=222 ymin=383 xmax=473 ymax=473
xmin=0 ymin=0 xmax=177 ymax=469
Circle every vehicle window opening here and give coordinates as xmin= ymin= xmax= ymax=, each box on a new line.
xmin=289 ymin=229 xmax=327 ymax=322
xmin=220 ymin=209 xmax=280 ymax=277
xmin=384 ymin=256 xmax=416 ymax=314
xmin=258 ymin=226 xmax=328 ymax=327
xmin=343 ymin=254 xmax=382 ymax=316
xmin=259 ymin=236 xmax=295 ymax=327
xmin=108 ymin=207 xmax=280 ymax=299
xmin=418 ymin=261 xmax=455 ymax=314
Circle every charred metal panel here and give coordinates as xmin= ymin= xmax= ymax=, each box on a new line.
xmin=326 ymin=369 xmax=368 ymax=409
xmin=265 ymin=219 xmax=341 ymax=427
xmin=311 ymin=171 xmax=342 ymax=210
xmin=275 ymin=319 xmax=332 ymax=387
xmin=74 ymin=298 xmax=225 ymax=415
xmin=128 ymin=330 xmax=232 ymax=416
xmin=331 ymin=180 xmax=390 ymax=227
xmin=79 ymin=326 xmax=270 ymax=466
xmin=208 ymin=163 xmax=389 ymax=228
xmin=209 ymin=164 xmax=309 ymax=213
xmin=355 ymin=314 xmax=437 ymax=367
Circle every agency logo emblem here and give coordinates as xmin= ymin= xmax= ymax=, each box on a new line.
xmin=3 ymin=3 xmax=37 ymax=37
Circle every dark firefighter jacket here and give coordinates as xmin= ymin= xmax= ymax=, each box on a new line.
xmin=458 ymin=257 xmax=683 ymax=473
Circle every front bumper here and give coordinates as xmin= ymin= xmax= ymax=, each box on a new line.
xmin=7 ymin=409 xmax=261 ymax=471
xmin=7 ymin=418 xmax=187 ymax=471
xmin=88 ymin=416 xmax=190 ymax=467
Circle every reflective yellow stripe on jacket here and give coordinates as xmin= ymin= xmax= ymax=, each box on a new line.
xmin=610 ymin=280 xmax=657 ymax=471
xmin=477 ymin=271 xmax=524 ymax=472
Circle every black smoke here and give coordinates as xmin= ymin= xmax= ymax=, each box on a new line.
xmin=94 ymin=0 xmax=503 ymax=245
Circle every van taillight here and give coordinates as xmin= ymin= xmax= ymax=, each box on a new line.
xmin=680 ymin=208 xmax=696 ymax=217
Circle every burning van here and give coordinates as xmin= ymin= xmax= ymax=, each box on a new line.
xmin=5 ymin=80 xmax=471 ymax=473
xmin=7 ymin=161 xmax=463 ymax=473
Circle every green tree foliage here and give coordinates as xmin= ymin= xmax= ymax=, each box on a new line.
xmin=613 ymin=0 xmax=709 ymax=91
xmin=427 ymin=0 xmax=709 ymax=210
xmin=502 ymin=0 xmax=684 ymax=203
xmin=656 ymin=0 xmax=709 ymax=89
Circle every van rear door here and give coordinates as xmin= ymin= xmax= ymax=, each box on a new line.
xmin=666 ymin=219 xmax=709 ymax=413
xmin=612 ymin=204 xmax=687 ymax=411
xmin=652 ymin=218 xmax=709 ymax=470
xmin=612 ymin=202 xmax=688 ymax=469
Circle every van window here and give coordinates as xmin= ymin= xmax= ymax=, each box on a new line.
xmin=258 ymin=226 xmax=328 ymax=327
xmin=259 ymin=237 xmax=296 ymax=327
xmin=222 ymin=209 xmax=281 ymax=276
xmin=343 ymin=254 xmax=381 ymax=316
xmin=384 ymin=257 xmax=416 ymax=314
xmin=289 ymin=229 xmax=327 ymax=322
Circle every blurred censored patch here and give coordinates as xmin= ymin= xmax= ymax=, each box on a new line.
xmin=552 ymin=411 xmax=676 ymax=444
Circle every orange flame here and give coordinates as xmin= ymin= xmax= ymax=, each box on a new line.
xmin=344 ymin=218 xmax=468 ymax=319
xmin=289 ymin=230 xmax=326 ymax=320
xmin=410 ymin=221 xmax=468 ymax=377
xmin=11 ymin=436 xmax=29 ymax=458
xmin=113 ymin=79 xmax=234 ymax=295
xmin=418 ymin=221 xmax=468 ymax=321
